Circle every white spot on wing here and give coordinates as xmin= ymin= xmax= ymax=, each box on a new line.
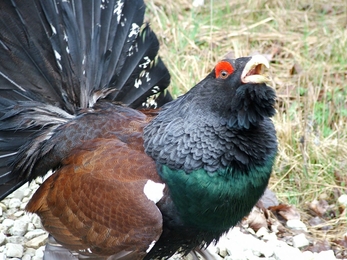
xmin=146 ymin=240 xmax=156 ymax=253
xmin=143 ymin=180 xmax=165 ymax=203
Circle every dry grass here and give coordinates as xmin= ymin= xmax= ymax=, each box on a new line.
xmin=146 ymin=0 xmax=347 ymax=249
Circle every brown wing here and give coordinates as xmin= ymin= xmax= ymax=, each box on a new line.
xmin=26 ymin=109 xmax=163 ymax=259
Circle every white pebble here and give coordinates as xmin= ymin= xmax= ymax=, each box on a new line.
xmin=338 ymin=194 xmax=347 ymax=208
xmin=25 ymin=229 xmax=47 ymax=240
xmin=286 ymin=219 xmax=308 ymax=232
xmin=315 ymin=250 xmax=336 ymax=260
xmin=8 ymin=198 xmax=22 ymax=209
xmin=8 ymin=190 xmax=25 ymax=201
xmin=0 ymin=233 xmax=6 ymax=246
xmin=9 ymin=220 xmax=28 ymax=236
xmin=6 ymin=236 xmax=25 ymax=244
xmin=25 ymin=234 xmax=49 ymax=249
xmin=35 ymin=245 xmax=46 ymax=257
xmin=30 ymin=214 xmax=43 ymax=229
xmin=2 ymin=218 xmax=14 ymax=228
xmin=5 ymin=243 xmax=24 ymax=258
xmin=273 ymin=243 xmax=303 ymax=260
xmin=292 ymin=233 xmax=310 ymax=248
xmin=13 ymin=210 xmax=25 ymax=217
xmin=22 ymin=254 xmax=32 ymax=260
xmin=256 ymin=226 xmax=269 ymax=238
xmin=24 ymin=247 xmax=37 ymax=256
xmin=302 ymin=250 xmax=314 ymax=260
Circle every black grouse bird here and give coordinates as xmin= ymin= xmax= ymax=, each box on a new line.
xmin=0 ymin=0 xmax=277 ymax=259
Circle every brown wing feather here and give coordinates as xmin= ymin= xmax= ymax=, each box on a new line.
xmin=26 ymin=107 xmax=163 ymax=259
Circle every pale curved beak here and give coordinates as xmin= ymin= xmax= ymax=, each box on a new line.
xmin=241 ymin=55 xmax=270 ymax=84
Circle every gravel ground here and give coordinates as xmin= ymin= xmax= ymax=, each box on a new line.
xmin=0 ymin=177 xmax=342 ymax=260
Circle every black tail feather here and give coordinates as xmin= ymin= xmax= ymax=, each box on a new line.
xmin=0 ymin=0 xmax=171 ymax=200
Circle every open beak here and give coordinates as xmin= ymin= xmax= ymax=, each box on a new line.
xmin=241 ymin=55 xmax=270 ymax=84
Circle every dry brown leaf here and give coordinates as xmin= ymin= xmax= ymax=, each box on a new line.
xmin=306 ymin=240 xmax=331 ymax=253
xmin=269 ymin=204 xmax=301 ymax=221
xmin=243 ymin=206 xmax=268 ymax=232
xmin=308 ymin=199 xmax=330 ymax=217
xmin=289 ymin=62 xmax=303 ymax=75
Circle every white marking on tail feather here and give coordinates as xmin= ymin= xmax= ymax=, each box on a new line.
xmin=152 ymin=86 xmax=160 ymax=93
xmin=139 ymin=56 xmax=151 ymax=69
xmin=134 ymin=78 xmax=142 ymax=88
xmin=53 ymin=50 xmax=62 ymax=70
xmin=114 ymin=0 xmax=124 ymax=24
xmin=143 ymin=180 xmax=165 ymax=203
xmin=50 ymin=24 xmax=57 ymax=35
xmin=128 ymin=23 xmax=140 ymax=38
xmin=145 ymin=72 xmax=151 ymax=82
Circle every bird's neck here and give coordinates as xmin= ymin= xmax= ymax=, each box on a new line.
xmin=157 ymin=160 xmax=274 ymax=232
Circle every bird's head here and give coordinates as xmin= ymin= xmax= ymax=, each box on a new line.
xmin=183 ymin=55 xmax=276 ymax=129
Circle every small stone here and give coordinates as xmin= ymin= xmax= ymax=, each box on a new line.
xmin=27 ymin=223 xmax=36 ymax=231
xmin=192 ymin=0 xmax=204 ymax=7
xmin=29 ymin=181 xmax=40 ymax=191
xmin=25 ymin=233 xmax=49 ymax=249
xmin=302 ymin=250 xmax=314 ymax=259
xmin=32 ymin=257 xmax=44 ymax=260
xmin=35 ymin=245 xmax=46 ymax=257
xmin=22 ymin=196 xmax=30 ymax=203
xmin=262 ymin=231 xmax=278 ymax=242
xmin=30 ymin=214 xmax=43 ymax=229
xmin=20 ymin=201 xmax=28 ymax=210
xmin=22 ymin=254 xmax=31 ymax=260
xmin=8 ymin=198 xmax=21 ymax=209
xmin=0 ymin=203 xmax=6 ymax=212
xmin=1 ymin=199 xmax=9 ymax=208
xmin=273 ymin=242 xmax=302 ymax=260
xmin=24 ymin=247 xmax=37 ymax=256
xmin=2 ymin=219 xmax=14 ymax=234
xmin=286 ymin=219 xmax=308 ymax=232
xmin=5 ymin=243 xmax=24 ymax=258
xmin=315 ymin=250 xmax=336 ymax=260
xmin=215 ymin=236 xmax=229 ymax=257
xmin=256 ymin=226 xmax=269 ymax=238
xmin=0 ymin=233 xmax=5 ymax=246
xmin=6 ymin=236 xmax=25 ymax=244
xmin=9 ymin=219 xmax=28 ymax=236
xmin=25 ymin=229 xmax=47 ymax=240
xmin=8 ymin=189 xmax=25 ymax=201
xmin=292 ymin=233 xmax=310 ymax=248
xmin=22 ymin=254 xmax=32 ymax=260
xmin=338 ymin=194 xmax=347 ymax=208
xmin=13 ymin=210 xmax=25 ymax=217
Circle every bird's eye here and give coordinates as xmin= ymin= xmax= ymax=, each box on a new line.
xmin=220 ymin=70 xmax=229 ymax=79
xmin=215 ymin=61 xmax=234 ymax=79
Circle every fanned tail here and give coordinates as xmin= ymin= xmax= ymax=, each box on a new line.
xmin=0 ymin=0 xmax=171 ymax=200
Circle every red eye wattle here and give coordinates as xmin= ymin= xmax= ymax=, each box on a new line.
xmin=215 ymin=61 xmax=234 ymax=79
